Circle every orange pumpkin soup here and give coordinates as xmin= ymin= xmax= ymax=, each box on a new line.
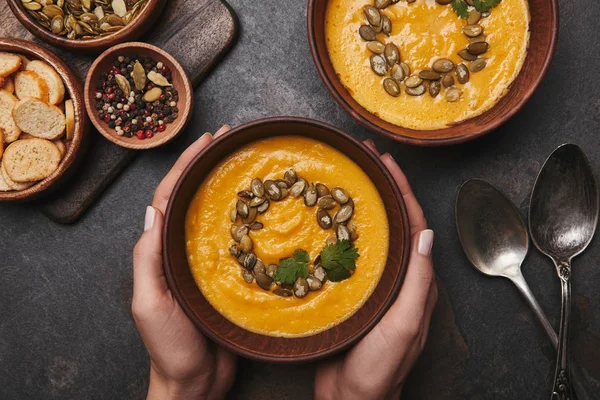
xmin=185 ymin=136 xmax=389 ymax=337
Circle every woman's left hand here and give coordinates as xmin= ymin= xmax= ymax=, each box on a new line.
xmin=132 ymin=126 xmax=236 ymax=400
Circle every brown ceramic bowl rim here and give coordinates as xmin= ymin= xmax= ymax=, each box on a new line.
xmin=307 ymin=0 xmax=559 ymax=146
xmin=0 ymin=38 xmax=88 ymax=202
xmin=162 ymin=116 xmax=411 ymax=363
xmin=84 ymin=41 xmax=193 ymax=150
xmin=6 ymin=0 xmax=165 ymax=53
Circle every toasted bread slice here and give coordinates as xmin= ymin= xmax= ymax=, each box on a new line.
xmin=64 ymin=99 xmax=74 ymax=140
xmin=3 ymin=138 xmax=61 ymax=183
xmin=15 ymin=70 xmax=49 ymax=101
xmin=0 ymin=127 xmax=4 ymax=158
xmin=25 ymin=60 xmax=64 ymax=105
xmin=0 ymin=90 xmax=20 ymax=143
xmin=0 ymin=169 xmax=13 ymax=191
xmin=0 ymin=52 xmax=21 ymax=77
xmin=53 ymin=139 xmax=66 ymax=158
xmin=13 ymin=98 xmax=65 ymax=140
xmin=1 ymin=75 xmax=14 ymax=94
xmin=1 ymin=161 xmax=33 ymax=190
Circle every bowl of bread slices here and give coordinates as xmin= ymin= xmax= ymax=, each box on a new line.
xmin=0 ymin=38 xmax=89 ymax=202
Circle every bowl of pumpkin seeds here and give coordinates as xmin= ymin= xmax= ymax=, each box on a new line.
xmin=7 ymin=0 xmax=166 ymax=53
xmin=161 ymin=117 xmax=411 ymax=363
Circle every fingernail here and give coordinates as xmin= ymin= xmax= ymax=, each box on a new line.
xmin=382 ymin=152 xmax=394 ymax=162
xmin=417 ymin=229 xmax=434 ymax=257
xmin=200 ymin=132 xmax=212 ymax=140
xmin=144 ymin=206 xmax=156 ymax=232
xmin=219 ymin=124 xmax=231 ymax=131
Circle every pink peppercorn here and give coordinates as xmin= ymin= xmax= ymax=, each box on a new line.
xmin=136 ymin=130 xmax=145 ymax=139
xmin=108 ymin=93 xmax=115 ymax=100
xmin=145 ymin=130 xmax=154 ymax=138
xmin=157 ymin=124 xmax=166 ymax=132
xmin=103 ymin=114 xmax=110 ymax=123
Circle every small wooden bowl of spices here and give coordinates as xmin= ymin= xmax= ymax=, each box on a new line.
xmin=7 ymin=0 xmax=166 ymax=53
xmin=84 ymin=42 xmax=193 ymax=150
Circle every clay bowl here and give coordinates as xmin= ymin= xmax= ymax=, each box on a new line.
xmin=308 ymin=0 xmax=559 ymax=146
xmin=6 ymin=0 xmax=166 ymax=54
xmin=84 ymin=42 xmax=193 ymax=150
xmin=163 ymin=117 xmax=410 ymax=363
xmin=0 ymin=38 xmax=89 ymax=203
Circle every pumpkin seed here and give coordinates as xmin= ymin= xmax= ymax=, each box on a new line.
xmin=467 ymin=41 xmax=489 ymax=55
xmin=375 ymin=0 xmax=391 ymax=8
xmin=326 ymin=234 xmax=337 ymax=246
xmin=240 ymin=235 xmax=253 ymax=253
xmin=284 ymin=169 xmax=297 ymax=186
xmin=406 ymin=84 xmax=426 ymax=96
xmin=404 ymin=75 xmax=423 ymax=88
xmin=274 ymin=288 xmax=293 ymax=297
xmin=458 ymin=49 xmax=478 ymax=61
xmin=436 ymin=0 xmax=452 ymax=4
xmin=236 ymin=200 xmax=249 ymax=219
xmin=133 ymin=60 xmax=146 ymax=90
xmin=304 ymin=183 xmax=318 ymax=207
xmin=307 ymin=275 xmax=323 ymax=291
xmin=359 ymin=25 xmax=377 ymax=41
xmin=264 ymin=180 xmax=281 ymax=200
xmin=229 ymin=244 xmax=241 ymax=257
xmin=293 ymin=277 xmax=309 ymax=298
xmin=470 ymin=35 xmax=487 ymax=44
xmin=231 ymin=224 xmax=248 ymax=242
xmin=275 ymin=179 xmax=290 ymax=189
xmin=400 ymin=62 xmax=411 ymax=78
xmin=419 ymin=70 xmax=441 ymax=80
xmin=280 ymin=188 xmax=289 ymax=200
xmin=432 ymin=58 xmax=455 ymax=73
xmin=290 ymin=179 xmax=307 ymax=197
xmin=470 ymin=58 xmax=487 ymax=72
xmin=348 ymin=222 xmax=359 ymax=241
xmin=50 ymin=15 xmax=64 ymax=33
xmin=318 ymin=195 xmax=336 ymax=210
xmin=249 ymin=221 xmax=263 ymax=231
xmin=266 ymin=264 xmax=278 ymax=279
xmin=463 ymin=24 xmax=484 ymax=38
xmin=24 ymin=2 xmax=42 ymax=11
xmin=429 ymin=80 xmax=441 ymax=98
xmin=115 ymin=74 xmax=131 ymax=95
xmin=317 ymin=209 xmax=333 ymax=229
xmin=363 ymin=5 xmax=381 ymax=27
xmin=481 ymin=11 xmax=490 ymax=17
xmin=456 ymin=63 xmax=470 ymax=83
xmin=242 ymin=207 xmax=257 ymax=224
xmin=238 ymin=190 xmax=254 ymax=199
xmin=370 ymin=54 xmax=388 ymax=76
xmin=384 ymin=43 xmax=400 ymax=66
xmin=243 ymin=253 xmax=257 ymax=270
xmin=445 ymin=87 xmax=463 ymax=102
xmin=257 ymin=199 xmax=270 ymax=213
xmin=329 ymin=187 xmax=348 ymax=204
xmin=390 ymin=64 xmax=405 ymax=81
xmin=253 ymin=259 xmax=266 ymax=275
xmin=230 ymin=209 xmax=237 ymax=222
xmin=242 ymin=268 xmax=254 ymax=283
xmin=442 ymin=73 xmax=454 ymax=88
xmin=314 ymin=266 xmax=328 ymax=283
xmin=336 ymin=225 xmax=351 ymax=241
xmin=381 ymin=15 xmax=392 ymax=36
xmin=334 ymin=205 xmax=354 ymax=224
xmin=467 ymin=9 xmax=481 ymax=25
xmin=465 ymin=0 xmax=474 ymax=5
xmin=111 ymin=0 xmax=126 ymax=16
xmin=316 ymin=183 xmax=329 ymax=197
xmin=249 ymin=196 xmax=265 ymax=207
xmin=147 ymin=70 xmax=172 ymax=87
xmin=255 ymin=273 xmax=273 ymax=290
xmin=42 ymin=5 xmax=64 ymax=18
xmin=251 ymin=178 xmax=264 ymax=197
xmin=367 ymin=41 xmax=385 ymax=54
xmin=383 ymin=78 xmax=400 ymax=97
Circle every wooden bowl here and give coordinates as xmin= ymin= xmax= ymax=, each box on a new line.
xmin=307 ymin=0 xmax=559 ymax=146
xmin=6 ymin=0 xmax=166 ymax=54
xmin=163 ymin=117 xmax=410 ymax=363
xmin=0 ymin=38 xmax=89 ymax=203
xmin=84 ymin=42 xmax=193 ymax=150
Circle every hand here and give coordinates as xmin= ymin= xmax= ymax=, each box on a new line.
xmin=132 ymin=126 xmax=236 ymax=400
xmin=314 ymin=140 xmax=438 ymax=400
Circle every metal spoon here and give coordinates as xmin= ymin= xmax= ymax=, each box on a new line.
xmin=529 ymin=144 xmax=599 ymax=400
xmin=456 ymin=178 xmax=589 ymax=400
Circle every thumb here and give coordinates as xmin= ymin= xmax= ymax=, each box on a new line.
xmin=133 ymin=206 xmax=168 ymax=297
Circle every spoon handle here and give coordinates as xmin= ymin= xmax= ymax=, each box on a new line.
xmin=551 ymin=260 xmax=573 ymax=400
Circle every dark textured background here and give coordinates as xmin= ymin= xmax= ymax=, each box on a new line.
xmin=1 ymin=0 xmax=599 ymax=399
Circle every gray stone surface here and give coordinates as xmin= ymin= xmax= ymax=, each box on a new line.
xmin=1 ymin=0 xmax=600 ymax=399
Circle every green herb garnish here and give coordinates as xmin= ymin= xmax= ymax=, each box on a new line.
xmin=451 ymin=0 xmax=469 ymax=19
xmin=473 ymin=0 xmax=501 ymax=12
xmin=319 ymin=240 xmax=360 ymax=282
xmin=274 ymin=250 xmax=310 ymax=285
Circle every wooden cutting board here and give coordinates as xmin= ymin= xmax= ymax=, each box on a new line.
xmin=0 ymin=0 xmax=238 ymax=223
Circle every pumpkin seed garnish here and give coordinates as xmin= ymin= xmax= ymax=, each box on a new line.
xmin=359 ymin=25 xmax=377 ymax=41
xmin=456 ymin=63 xmax=470 ymax=83
xmin=383 ymin=43 xmax=400 ymax=66
xmin=315 ymin=183 xmax=330 ymax=197
xmin=429 ymin=80 xmax=441 ymax=98
xmin=470 ymin=58 xmax=487 ymax=72
xmin=251 ymin=178 xmax=265 ymax=197
xmin=383 ymin=78 xmax=401 ymax=97
xmin=404 ymin=75 xmax=423 ymax=88
xmin=317 ymin=209 xmax=333 ymax=229
xmin=304 ymin=183 xmax=318 ymax=207
xmin=405 ymin=84 xmax=426 ymax=96
xmin=432 ymin=58 xmax=455 ymax=73
xmin=367 ymin=41 xmax=385 ymax=54
xmin=381 ymin=15 xmax=392 ymax=36
xmin=364 ymin=5 xmax=381 ymax=27
xmin=318 ymin=195 xmax=336 ymax=210
xmin=445 ymin=87 xmax=463 ymax=102
xmin=370 ymin=54 xmax=388 ymax=76
xmin=419 ymin=70 xmax=441 ymax=80
xmin=467 ymin=41 xmax=489 ymax=55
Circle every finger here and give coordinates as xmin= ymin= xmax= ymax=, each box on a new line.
xmin=214 ymin=124 xmax=232 ymax=138
xmin=209 ymin=347 xmax=237 ymax=399
xmin=153 ymin=133 xmax=214 ymax=213
xmin=380 ymin=153 xmax=427 ymax=234
xmin=379 ymin=229 xmax=435 ymax=343
xmin=419 ymin=278 xmax=438 ymax=349
xmin=133 ymin=206 xmax=167 ymax=298
xmin=363 ymin=139 xmax=381 ymax=156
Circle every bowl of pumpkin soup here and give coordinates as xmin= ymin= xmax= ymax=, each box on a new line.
xmin=308 ymin=0 xmax=558 ymax=145
xmin=163 ymin=117 xmax=410 ymax=362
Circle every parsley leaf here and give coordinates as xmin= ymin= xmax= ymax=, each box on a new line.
xmin=319 ymin=240 xmax=360 ymax=282
xmin=473 ymin=0 xmax=502 ymax=13
xmin=274 ymin=251 xmax=310 ymax=285
xmin=451 ymin=0 xmax=469 ymax=19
